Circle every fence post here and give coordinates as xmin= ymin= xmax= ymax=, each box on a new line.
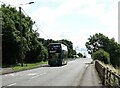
xmin=113 ymin=72 xmax=116 ymax=86
xmin=95 ymin=61 xmax=97 ymax=70
xmin=118 ymin=74 xmax=120 ymax=86
xmin=108 ymin=70 xmax=111 ymax=86
xmin=102 ymin=67 xmax=105 ymax=85
xmin=106 ymin=67 xmax=109 ymax=86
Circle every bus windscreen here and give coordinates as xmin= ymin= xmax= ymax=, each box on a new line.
xmin=48 ymin=44 xmax=61 ymax=53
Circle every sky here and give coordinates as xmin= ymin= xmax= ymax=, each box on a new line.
xmin=0 ymin=0 xmax=119 ymax=57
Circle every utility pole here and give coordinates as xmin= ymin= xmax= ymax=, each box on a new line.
xmin=118 ymin=2 xmax=120 ymax=75
xmin=19 ymin=2 xmax=34 ymax=67
xmin=118 ymin=3 xmax=120 ymax=77
xmin=0 ymin=11 xmax=2 ymax=68
xmin=19 ymin=7 xmax=24 ymax=67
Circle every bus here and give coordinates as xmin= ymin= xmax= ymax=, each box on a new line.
xmin=48 ymin=43 xmax=68 ymax=66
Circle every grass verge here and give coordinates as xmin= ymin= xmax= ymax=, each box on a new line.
xmin=12 ymin=61 xmax=48 ymax=71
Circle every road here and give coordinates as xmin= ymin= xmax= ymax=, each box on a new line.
xmin=2 ymin=58 xmax=102 ymax=87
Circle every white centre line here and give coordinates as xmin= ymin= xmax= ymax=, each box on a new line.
xmin=4 ymin=75 xmax=8 ymax=77
xmin=8 ymin=83 xmax=16 ymax=86
xmin=30 ymin=73 xmax=46 ymax=79
xmin=85 ymin=64 xmax=89 ymax=68
xmin=31 ymin=75 xmax=40 ymax=79
xmin=9 ymin=74 xmax=15 ymax=76
xmin=40 ymin=73 xmax=46 ymax=75
xmin=28 ymin=73 xmax=37 ymax=76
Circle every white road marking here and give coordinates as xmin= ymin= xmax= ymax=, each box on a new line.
xmin=8 ymin=73 xmax=20 ymax=76
xmin=85 ymin=64 xmax=89 ymax=68
xmin=28 ymin=73 xmax=38 ymax=76
xmin=30 ymin=75 xmax=40 ymax=79
xmin=28 ymin=73 xmax=37 ymax=76
xmin=8 ymin=83 xmax=16 ymax=86
xmin=9 ymin=74 xmax=15 ymax=76
xmin=30 ymin=73 xmax=46 ymax=79
xmin=40 ymin=73 xmax=46 ymax=75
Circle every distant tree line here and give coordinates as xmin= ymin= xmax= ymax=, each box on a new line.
xmin=86 ymin=33 xmax=120 ymax=67
xmin=1 ymin=5 xmax=81 ymax=66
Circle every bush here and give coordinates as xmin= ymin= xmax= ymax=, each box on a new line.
xmin=92 ymin=49 xmax=110 ymax=64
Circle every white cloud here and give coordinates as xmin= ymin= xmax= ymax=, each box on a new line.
xmin=55 ymin=0 xmax=97 ymax=16
xmin=31 ymin=0 xmax=118 ymax=43
xmin=32 ymin=7 xmax=56 ymax=26
xmin=1 ymin=0 xmax=119 ymax=55
xmin=75 ymin=1 xmax=118 ymax=27
xmin=31 ymin=0 xmax=97 ymax=27
xmin=36 ymin=0 xmax=64 ymax=3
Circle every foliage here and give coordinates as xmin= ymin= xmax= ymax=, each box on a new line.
xmin=2 ymin=5 xmax=24 ymax=65
xmin=77 ymin=52 xmax=83 ymax=57
xmin=1 ymin=5 xmax=48 ymax=65
xmin=73 ymin=50 xmax=76 ymax=55
xmin=96 ymin=60 xmax=119 ymax=74
xmin=1 ymin=5 xmax=74 ymax=66
xmin=92 ymin=49 xmax=110 ymax=64
xmin=40 ymin=39 xmax=74 ymax=58
xmin=83 ymin=56 xmax=86 ymax=58
xmin=86 ymin=33 xmax=120 ymax=67
xmin=59 ymin=39 xmax=74 ymax=58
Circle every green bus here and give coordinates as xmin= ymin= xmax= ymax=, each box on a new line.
xmin=48 ymin=43 xmax=68 ymax=66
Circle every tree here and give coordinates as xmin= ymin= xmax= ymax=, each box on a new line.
xmin=2 ymin=5 xmax=24 ymax=65
xmin=77 ymin=52 xmax=83 ymax=57
xmin=92 ymin=49 xmax=110 ymax=64
xmin=73 ymin=50 xmax=76 ymax=55
xmin=59 ymin=39 xmax=74 ymax=58
xmin=85 ymin=33 xmax=108 ymax=54
xmin=1 ymin=5 xmax=48 ymax=65
xmin=85 ymin=33 xmax=120 ymax=67
xmin=1 ymin=4 xmax=75 ymax=66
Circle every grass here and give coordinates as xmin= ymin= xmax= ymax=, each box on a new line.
xmin=12 ymin=61 xmax=48 ymax=71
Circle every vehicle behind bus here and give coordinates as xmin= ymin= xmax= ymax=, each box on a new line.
xmin=48 ymin=43 xmax=68 ymax=66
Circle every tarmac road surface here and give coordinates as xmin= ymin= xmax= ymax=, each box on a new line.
xmin=2 ymin=58 xmax=102 ymax=87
